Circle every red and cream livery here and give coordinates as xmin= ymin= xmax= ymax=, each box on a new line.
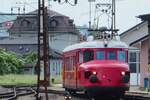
xmin=62 ymin=38 xmax=130 ymax=97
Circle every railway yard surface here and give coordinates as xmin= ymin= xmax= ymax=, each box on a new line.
xmin=0 ymin=85 xmax=150 ymax=100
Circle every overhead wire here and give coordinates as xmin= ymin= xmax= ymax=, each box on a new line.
xmin=67 ymin=0 xmax=77 ymax=6
xmin=93 ymin=0 xmax=112 ymax=29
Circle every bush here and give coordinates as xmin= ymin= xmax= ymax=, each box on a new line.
xmin=0 ymin=49 xmax=24 ymax=75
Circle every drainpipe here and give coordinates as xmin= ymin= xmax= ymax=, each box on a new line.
xmin=148 ymin=21 xmax=150 ymax=91
xmin=147 ymin=21 xmax=150 ymax=70
xmin=138 ymin=42 xmax=141 ymax=86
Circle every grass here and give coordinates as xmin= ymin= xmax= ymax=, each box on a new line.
xmin=51 ymin=75 xmax=62 ymax=84
xmin=0 ymin=74 xmax=62 ymax=86
xmin=0 ymin=74 xmax=37 ymax=86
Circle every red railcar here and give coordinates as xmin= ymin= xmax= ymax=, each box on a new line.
xmin=62 ymin=39 xmax=130 ymax=97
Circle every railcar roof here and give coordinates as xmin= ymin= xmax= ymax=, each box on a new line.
xmin=63 ymin=40 xmax=128 ymax=52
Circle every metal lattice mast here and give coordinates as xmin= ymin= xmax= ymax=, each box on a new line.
xmin=112 ymin=0 xmax=116 ymax=31
xmin=37 ymin=0 xmax=50 ymax=100
xmin=36 ymin=0 xmax=78 ymax=99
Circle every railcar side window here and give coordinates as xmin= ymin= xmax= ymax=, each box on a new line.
xmin=96 ymin=51 xmax=105 ymax=60
xmin=118 ymin=51 xmax=126 ymax=62
xmin=83 ymin=50 xmax=94 ymax=62
xmin=79 ymin=51 xmax=83 ymax=63
xmin=108 ymin=51 xmax=116 ymax=60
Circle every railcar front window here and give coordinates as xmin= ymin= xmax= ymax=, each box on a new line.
xmin=96 ymin=51 xmax=105 ymax=60
xmin=118 ymin=51 xmax=126 ymax=62
xmin=83 ymin=50 xmax=94 ymax=62
xmin=108 ymin=51 xmax=116 ymax=60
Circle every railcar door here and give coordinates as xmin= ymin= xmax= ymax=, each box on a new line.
xmin=76 ymin=50 xmax=83 ymax=89
xmin=69 ymin=55 xmax=78 ymax=89
xmin=74 ymin=53 xmax=78 ymax=89
xmin=64 ymin=52 xmax=78 ymax=90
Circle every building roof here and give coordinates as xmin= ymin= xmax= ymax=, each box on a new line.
xmin=0 ymin=37 xmax=37 ymax=44
xmin=0 ymin=14 xmax=16 ymax=38
xmin=49 ymin=49 xmax=62 ymax=59
xmin=63 ymin=40 xmax=128 ymax=52
xmin=120 ymin=13 xmax=150 ymax=37
xmin=23 ymin=49 xmax=62 ymax=68
xmin=129 ymin=46 xmax=140 ymax=51
xmin=138 ymin=14 xmax=150 ymax=21
xmin=120 ymin=21 xmax=146 ymax=37
xmin=10 ymin=9 xmax=78 ymax=34
xmin=120 ymin=20 xmax=148 ymax=46
xmin=0 ymin=15 xmax=16 ymax=23
xmin=130 ymin=34 xmax=148 ymax=46
xmin=23 ymin=9 xmax=67 ymax=18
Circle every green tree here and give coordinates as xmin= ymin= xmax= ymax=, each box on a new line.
xmin=23 ymin=52 xmax=38 ymax=66
xmin=0 ymin=49 xmax=24 ymax=75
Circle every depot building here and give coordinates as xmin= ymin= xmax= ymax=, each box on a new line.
xmin=120 ymin=14 xmax=150 ymax=87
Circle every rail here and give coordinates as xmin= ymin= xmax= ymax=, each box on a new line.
xmin=0 ymin=86 xmax=36 ymax=100
xmin=1 ymin=86 xmax=150 ymax=100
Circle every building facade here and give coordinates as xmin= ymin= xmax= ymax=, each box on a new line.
xmin=120 ymin=20 xmax=149 ymax=87
xmin=0 ymin=10 xmax=80 ymax=80
xmin=9 ymin=9 xmax=79 ymax=52
xmin=0 ymin=9 xmax=80 ymax=54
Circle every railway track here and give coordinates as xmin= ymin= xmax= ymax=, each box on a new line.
xmin=34 ymin=90 xmax=150 ymax=100
xmin=124 ymin=91 xmax=150 ymax=100
xmin=66 ymin=91 xmax=150 ymax=100
xmin=1 ymin=86 xmax=150 ymax=100
xmin=0 ymin=86 xmax=36 ymax=100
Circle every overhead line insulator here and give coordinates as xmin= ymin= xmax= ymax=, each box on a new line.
xmin=75 ymin=0 xmax=77 ymax=4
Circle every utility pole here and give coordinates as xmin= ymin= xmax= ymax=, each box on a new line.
xmin=36 ymin=0 xmax=78 ymax=99
xmin=36 ymin=0 xmax=50 ymax=100
xmin=89 ymin=1 xmax=92 ymax=29
xmin=112 ymin=0 xmax=116 ymax=32
xmin=88 ymin=0 xmax=95 ymax=29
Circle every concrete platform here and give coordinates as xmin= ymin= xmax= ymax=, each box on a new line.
xmin=47 ymin=84 xmax=65 ymax=95
xmin=124 ymin=86 xmax=150 ymax=99
xmin=130 ymin=86 xmax=148 ymax=92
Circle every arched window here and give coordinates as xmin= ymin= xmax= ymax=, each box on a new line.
xmin=50 ymin=20 xmax=58 ymax=27
xmin=21 ymin=19 xmax=31 ymax=27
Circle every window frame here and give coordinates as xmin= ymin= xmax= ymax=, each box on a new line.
xmin=83 ymin=49 xmax=94 ymax=62
xmin=128 ymin=51 xmax=140 ymax=73
xmin=107 ymin=50 xmax=117 ymax=60
xmin=96 ymin=50 xmax=106 ymax=60
xmin=118 ymin=50 xmax=126 ymax=62
xmin=79 ymin=51 xmax=83 ymax=63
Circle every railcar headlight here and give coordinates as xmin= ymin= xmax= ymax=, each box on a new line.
xmin=121 ymin=71 xmax=125 ymax=76
xmin=64 ymin=96 xmax=72 ymax=100
xmin=92 ymin=71 xmax=97 ymax=75
xmin=85 ymin=71 xmax=97 ymax=79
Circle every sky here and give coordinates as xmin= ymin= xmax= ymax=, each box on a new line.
xmin=1 ymin=0 xmax=150 ymax=33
